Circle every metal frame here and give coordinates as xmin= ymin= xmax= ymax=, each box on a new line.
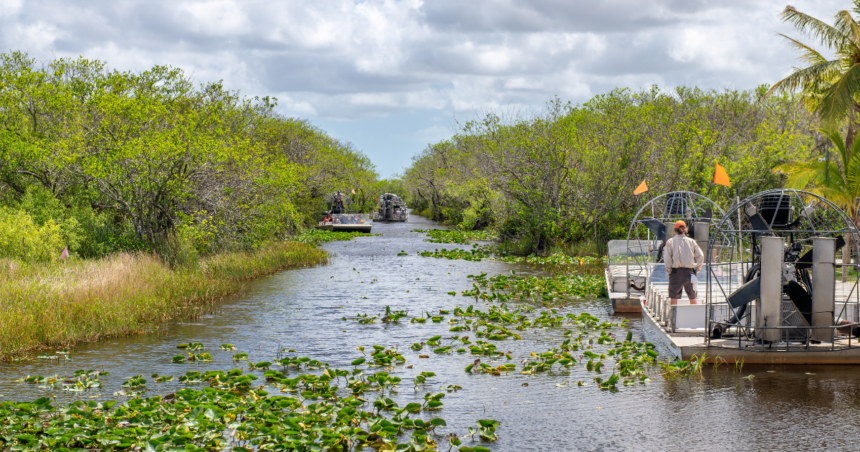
xmin=705 ymin=189 xmax=860 ymax=350
xmin=625 ymin=191 xmax=726 ymax=297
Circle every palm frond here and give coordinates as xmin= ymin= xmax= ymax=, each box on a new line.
xmin=781 ymin=6 xmax=852 ymax=50
xmin=784 ymin=166 xmax=824 ymax=189
xmin=819 ymin=127 xmax=850 ymax=168
xmin=841 ymin=134 xmax=860 ymax=192
xmin=849 ymin=129 xmax=860 ymax=165
xmin=768 ymin=59 xmax=844 ymax=95
xmin=835 ymin=10 xmax=860 ymax=46
xmin=844 ymin=160 xmax=860 ymax=198
xmin=818 ymin=63 xmax=860 ymax=124
xmin=778 ymin=34 xmax=830 ymax=66
xmin=817 ymin=186 xmax=856 ymax=208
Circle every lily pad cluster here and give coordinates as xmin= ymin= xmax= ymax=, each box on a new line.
xmin=418 ymin=247 xmax=492 ymax=261
xmin=463 ymin=271 xmax=605 ymax=302
xmin=412 ymin=229 xmax=498 ymax=244
xmin=15 ymin=369 xmax=108 ymax=392
xmin=296 ymin=229 xmax=380 ymax=245
xmin=3 ymin=349 xmax=500 ymax=452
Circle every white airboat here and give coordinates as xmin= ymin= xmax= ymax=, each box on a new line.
xmin=606 ymin=189 xmax=860 ymax=364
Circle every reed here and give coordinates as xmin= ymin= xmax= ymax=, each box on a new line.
xmin=0 ymin=241 xmax=327 ymax=359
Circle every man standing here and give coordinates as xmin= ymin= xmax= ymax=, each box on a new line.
xmin=664 ymin=220 xmax=704 ymax=305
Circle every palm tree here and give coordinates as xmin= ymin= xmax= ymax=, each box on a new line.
xmin=767 ymin=2 xmax=860 ymax=149
xmin=775 ymin=128 xmax=860 ymax=281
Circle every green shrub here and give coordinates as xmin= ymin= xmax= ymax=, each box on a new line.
xmin=0 ymin=208 xmax=64 ymax=261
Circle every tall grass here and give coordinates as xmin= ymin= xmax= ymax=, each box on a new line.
xmin=0 ymin=241 xmax=327 ymax=359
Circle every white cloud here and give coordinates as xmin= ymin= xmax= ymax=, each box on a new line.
xmin=0 ymin=0 xmax=851 ymax=121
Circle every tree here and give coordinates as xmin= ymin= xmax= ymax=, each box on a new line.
xmin=767 ymin=2 xmax=860 ymax=149
xmin=775 ymin=128 xmax=860 ymax=281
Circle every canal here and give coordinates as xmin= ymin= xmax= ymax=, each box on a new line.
xmin=1 ymin=215 xmax=859 ymax=450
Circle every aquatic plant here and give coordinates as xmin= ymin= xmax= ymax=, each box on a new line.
xmin=660 ymin=353 xmax=708 ymax=378
xmin=176 ymin=342 xmax=204 ymax=351
xmin=418 ymin=247 xmax=493 ymax=261
xmin=187 ymin=352 xmax=212 ymax=362
xmin=382 ymin=306 xmax=409 ymax=322
xmin=295 ymin=229 xmax=379 ymax=245
xmin=413 ymin=229 xmax=498 ymax=244
xmin=464 ymin=271 xmax=604 ymax=302
xmin=0 ymin=364 xmax=482 ymax=451
xmin=120 ymin=375 xmax=146 ymax=389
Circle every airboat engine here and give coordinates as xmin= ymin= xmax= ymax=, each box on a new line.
xmin=755 ymin=236 xmax=836 ymax=342
xmin=706 ymin=189 xmax=858 ymax=345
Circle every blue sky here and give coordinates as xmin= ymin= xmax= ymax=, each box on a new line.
xmin=315 ymin=109 xmax=456 ymax=178
xmin=0 ymin=0 xmax=849 ymax=177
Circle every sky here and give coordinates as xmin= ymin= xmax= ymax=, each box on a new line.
xmin=0 ymin=0 xmax=850 ymax=177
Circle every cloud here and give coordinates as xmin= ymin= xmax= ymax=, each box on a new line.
xmin=0 ymin=0 xmax=851 ymax=175
xmin=0 ymin=0 xmax=849 ymax=119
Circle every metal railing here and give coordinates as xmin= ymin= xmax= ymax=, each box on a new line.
xmin=707 ymin=320 xmax=860 ymax=351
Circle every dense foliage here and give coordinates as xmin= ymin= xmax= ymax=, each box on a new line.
xmin=0 ymin=51 xmax=379 ymax=262
xmin=404 ymin=87 xmax=817 ymax=254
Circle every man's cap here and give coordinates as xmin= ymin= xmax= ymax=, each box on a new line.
xmin=674 ymin=220 xmax=687 ymax=229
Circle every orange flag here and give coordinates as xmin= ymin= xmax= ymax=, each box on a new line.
xmin=713 ymin=163 xmax=731 ymax=187
xmin=633 ymin=180 xmax=648 ymax=195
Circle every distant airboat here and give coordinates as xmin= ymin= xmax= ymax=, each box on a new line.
xmin=373 ymin=193 xmax=408 ymax=222
xmin=317 ymin=191 xmax=373 ymax=233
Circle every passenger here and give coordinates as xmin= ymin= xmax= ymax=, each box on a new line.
xmin=334 ymin=191 xmax=344 ymax=212
xmin=664 ymin=220 xmax=704 ymax=305
xmin=333 ymin=215 xmax=342 ymax=224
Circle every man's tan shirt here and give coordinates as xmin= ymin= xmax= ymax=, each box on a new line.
xmin=664 ymin=234 xmax=704 ymax=273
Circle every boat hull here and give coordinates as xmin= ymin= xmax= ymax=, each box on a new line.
xmin=317 ymin=224 xmax=373 ymax=233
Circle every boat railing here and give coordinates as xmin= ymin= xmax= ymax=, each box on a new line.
xmin=706 ymin=319 xmax=860 ymax=351
xmin=606 ymin=240 xmax=652 ymax=296
xmin=644 ymin=263 xmax=734 ymax=333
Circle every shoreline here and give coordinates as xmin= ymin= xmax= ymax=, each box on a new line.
xmin=0 ymin=241 xmax=328 ymax=360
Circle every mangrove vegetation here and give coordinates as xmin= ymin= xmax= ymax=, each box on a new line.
xmin=0 ymin=51 xmax=386 ymax=356
xmin=403 ymin=87 xmax=817 ymax=254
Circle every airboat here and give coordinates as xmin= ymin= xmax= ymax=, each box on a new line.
xmin=606 ymin=191 xmax=725 ymax=313
xmin=317 ymin=191 xmax=373 ymax=233
xmin=373 ymin=193 xmax=408 ymax=222
xmin=633 ymin=189 xmax=860 ymax=364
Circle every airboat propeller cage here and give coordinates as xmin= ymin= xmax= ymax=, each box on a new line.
xmin=706 ymin=189 xmax=859 ymax=344
xmin=623 ymin=191 xmax=726 ymax=297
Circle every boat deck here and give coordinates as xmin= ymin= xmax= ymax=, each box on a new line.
xmin=605 ymin=264 xmax=645 ymax=313
xmin=632 ymin=262 xmax=860 ymax=364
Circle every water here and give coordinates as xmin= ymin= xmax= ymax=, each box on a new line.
xmin=2 ymin=215 xmax=860 ymax=450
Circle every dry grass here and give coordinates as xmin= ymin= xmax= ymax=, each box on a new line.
xmin=0 ymin=241 xmax=327 ymax=359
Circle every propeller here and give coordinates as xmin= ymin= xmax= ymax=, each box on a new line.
xmin=638 ymin=219 xmax=667 ymax=242
xmin=785 ymin=280 xmax=812 ymax=325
